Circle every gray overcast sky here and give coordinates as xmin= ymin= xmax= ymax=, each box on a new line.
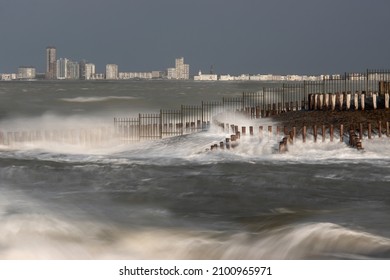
xmin=1 ymin=0 xmax=390 ymax=75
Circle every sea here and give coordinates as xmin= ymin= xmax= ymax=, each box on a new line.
xmin=1 ymin=80 xmax=390 ymax=260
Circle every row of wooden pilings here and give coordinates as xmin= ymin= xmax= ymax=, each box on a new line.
xmin=236 ymin=101 xmax=304 ymax=119
xmin=0 ymin=127 xmax=113 ymax=146
xmin=209 ymin=121 xmax=390 ymax=152
xmin=308 ymin=92 xmax=390 ymax=111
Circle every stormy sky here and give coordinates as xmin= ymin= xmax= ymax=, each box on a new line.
xmin=1 ymin=0 xmax=390 ymax=75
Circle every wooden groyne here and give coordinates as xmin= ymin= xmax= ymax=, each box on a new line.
xmin=207 ymin=120 xmax=390 ymax=153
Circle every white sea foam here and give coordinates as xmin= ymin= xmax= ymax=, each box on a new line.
xmin=1 ymin=205 xmax=389 ymax=260
xmin=61 ymin=96 xmax=138 ymax=103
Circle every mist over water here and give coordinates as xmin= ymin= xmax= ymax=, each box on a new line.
xmin=1 ymin=80 xmax=390 ymax=259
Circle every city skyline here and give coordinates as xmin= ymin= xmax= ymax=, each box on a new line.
xmin=0 ymin=45 xmax=195 ymax=81
xmin=1 ymin=0 xmax=390 ymax=75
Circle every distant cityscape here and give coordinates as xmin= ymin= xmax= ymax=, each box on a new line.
xmin=0 ymin=45 xmax=359 ymax=82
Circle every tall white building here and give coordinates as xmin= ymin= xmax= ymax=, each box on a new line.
xmin=85 ymin=63 xmax=96 ymax=80
xmin=175 ymin=57 xmax=189 ymax=80
xmin=46 ymin=46 xmax=57 ymax=80
xmin=106 ymin=64 xmax=119 ymax=80
xmin=167 ymin=57 xmax=189 ymax=80
xmin=67 ymin=61 xmax=80 ymax=80
xmin=56 ymin=58 xmax=69 ymax=80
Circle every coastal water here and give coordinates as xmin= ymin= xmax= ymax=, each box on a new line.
xmin=1 ymin=80 xmax=390 ymax=259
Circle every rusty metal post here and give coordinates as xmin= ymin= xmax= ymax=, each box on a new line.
xmin=322 ymin=125 xmax=326 ymax=142
xmin=330 ymin=125 xmax=334 ymax=142
xmin=368 ymin=122 xmax=372 ymax=139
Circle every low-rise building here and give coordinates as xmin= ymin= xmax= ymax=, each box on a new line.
xmin=119 ymin=72 xmax=153 ymax=79
xmin=0 ymin=73 xmax=17 ymax=80
xmin=17 ymin=66 xmax=36 ymax=80
xmin=194 ymin=71 xmax=218 ymax=81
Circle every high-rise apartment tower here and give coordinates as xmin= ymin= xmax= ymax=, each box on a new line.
xmin=46 ymin=46 xmax=57 ymax=80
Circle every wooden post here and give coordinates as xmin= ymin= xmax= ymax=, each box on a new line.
xmin=378 ymin=120 xmax=382 ymax=138
xmin=279 ymin=137 xmax=288 ymax=153
xmin=242 ymin=126 xmax=246 ymax=136
xmin=220 ymin=141 xmax=224 ymax=149
xmin=293 ymin=127 xmax=297 ymax=140
xmin=361 ymin=93 xmax=365 ymax=111
xmin=330 ymin=125 xmax=334 ymax=142
xmin=359 ymin=123 xmax=363 ymax=140
xmin=255 ymin=106 xmax=260 ymax=119
xmin=340 ymin=124 xmax=344 ymax=142
xmin=373 ymin=93 xmax=377 ymax=110
xmin=268 ymin=126 xmax=272 ymax=138
xmin=288 ymin=130 xmax=294 ymax=144
xmin=368 ymin=122 xmax=372 ymax=139
xmin=318 ymin=94 xmax=323 ymax=110
xmin=339 ymin=93 xmax=344 ymax=110
xmin=236 ymin=131 xmax=241 ymax=140
xmin=324 ymin=94 xmax=329 ymax=110
xmin=225 ymin=123 xmax=229 ymax=133
xmin=249 ymin=126 xmax=254 ymax=136
xmin=302 ymin=126 xmax=306 ymax=143
xmin=322 ymin=125 xmax=326 ymax=142
xmin=346 ymin=92 xmax=351 ymax=110
xmin=354 ymin=91 xmax=359 ymax=110
xmin=329 ymin=124 xmax=334 ymax=142
xmin=313 ymin=125 xmax=317 ymax=143
xmin=331 ymin=94 xmax=336 ymax=111
xmin=226 ymin=138 xmax=230 ymax=149
xmin=234 ymin=125 xmax=238 ymax=134
xmin=259 ymin=126 xmax=263 ymax=138
xmin=385 ymin=93 xmax=389 ymax=110
xmin=386 ymin=121 xmax=390 ymax=137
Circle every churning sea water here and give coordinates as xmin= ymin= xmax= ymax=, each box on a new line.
xmin=1 ymin=80 xmax=390 ymax=259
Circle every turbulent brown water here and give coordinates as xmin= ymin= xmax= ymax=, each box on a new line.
xmin=1 ymin=80 xmax=390 ymax=259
